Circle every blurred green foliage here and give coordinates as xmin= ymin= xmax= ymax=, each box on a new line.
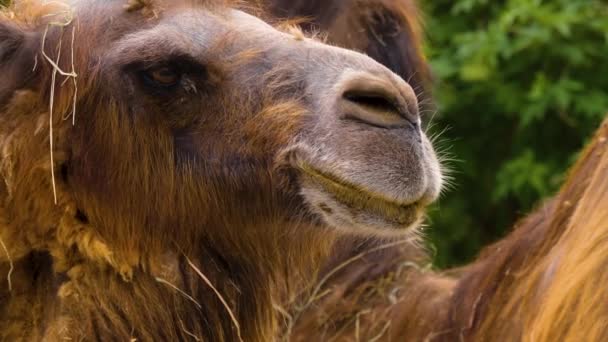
xmin=424 ymin=0 xmax=608 ymax=267
xmin=0 ymin=0 xmax=8 ymax=8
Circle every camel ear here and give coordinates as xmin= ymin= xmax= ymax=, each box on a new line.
xmin=362 ymin=2 xmax=430 ymax=96
xmin=0 ymin=18 xmax=39 ymax=106
xmin=337 ymin=0 xmax=431 ymax=98
xmin=0 ymin=19 xmax=24 ymax=58
xmin=267 ymin=0 xmax=431 ymax=99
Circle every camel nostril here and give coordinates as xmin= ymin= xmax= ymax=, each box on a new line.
xmin=343 ymin=90 xmax=401 ymax=117
xmin=343 ymin=90 xmax=399 ymax=113
xmin=339 ymin=72 xmax=419 ymax=130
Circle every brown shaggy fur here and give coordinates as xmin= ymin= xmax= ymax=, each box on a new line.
xmin=3 ymin=0 xmax=605 ymax=341
xmin=0 ymin=0 xmax=437 ymax=341
xmin=290 ymin=117 xmax=608 ymax=341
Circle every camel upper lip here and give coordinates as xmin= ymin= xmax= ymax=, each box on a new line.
xmin=297 ymin=162 xmax=421 ymax=225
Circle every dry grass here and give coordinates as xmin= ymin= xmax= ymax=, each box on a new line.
xmin=186 ymin=256 xmax=244 ymax=342
xmin=0 ymin=235 xmax=13 ymax=291
xmin=155 ymin=277 xmax=203 ymax=310
xmin=276 ymin=238 xmax=420 ymax=340
xmin=39 ymin=3 xmax=78 ymax=204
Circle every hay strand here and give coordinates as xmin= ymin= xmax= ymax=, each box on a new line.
xmin=40 ymin=6 xmax=78 ymax=204
xmin=179 ymin=319 xmax=201 ymax=341
xmin=0 ymin=236 xmax=13 ymax=291
xmin=41 ymin=25 xmax=61 ymax=204
xmin=155 ymin=277 xmax=202 ymax=310
xmin=186 ymin=256 xmax=244 ymax=342
xmin=368 ymin=321 xmax=391 ymax=342
xmin=305 ymin=238 xmax=415 ymax=310
xmin=278 ymin=238 xmax=416 ymax=340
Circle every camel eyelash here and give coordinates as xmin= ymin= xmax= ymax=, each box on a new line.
xmin=139 ymin=65 xmax=183 ymax=90
xmin=127 ymin=56 xmax=210 ymax=94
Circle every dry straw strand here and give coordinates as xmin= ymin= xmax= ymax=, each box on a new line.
xmin=0 ymin=235 xmax=13 ymax=291
xmin=179 ymin=319 xmax=202 ymax=341
xmin=155 ymin=277 xmax=203 ymax=310
xmin=304 ymin=238 xmax=415 ymax=310
xmin=186 ymin=256 xmax=244 ymax=342
xmin=40 ymin=4 xmax=78 ymax=204
xmin=368 ymin=321 xmax=391 ymax=342
xmin=41 ymin=25 xmax=60 ymax=204
xmin=280 ymin=238 xmax=416 ymax=340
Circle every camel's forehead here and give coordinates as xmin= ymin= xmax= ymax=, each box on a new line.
xmin=69 ymin=0 xmax=266 ymax=28
xmin=155 ymin=10 xmax=279 ymax=42
xmin=69 ymin=0 xmax=282 ymax=48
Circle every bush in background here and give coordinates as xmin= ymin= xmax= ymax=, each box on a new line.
xmin=424 ymin=0 xmax=608 ymax=267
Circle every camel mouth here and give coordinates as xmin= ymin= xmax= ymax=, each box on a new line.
xmin=296 ymin=162 xmax=424 ymax=232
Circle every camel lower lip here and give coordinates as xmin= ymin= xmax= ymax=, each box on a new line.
xmin=298 ymin=163 xmax=420 ymax=226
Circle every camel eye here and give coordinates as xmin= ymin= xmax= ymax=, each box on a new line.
xmin=142 ymin=66 xmax=181 ymax=88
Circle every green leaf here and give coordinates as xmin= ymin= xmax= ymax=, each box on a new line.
xmin=459 ymin=63 xmax=492 ymax=81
